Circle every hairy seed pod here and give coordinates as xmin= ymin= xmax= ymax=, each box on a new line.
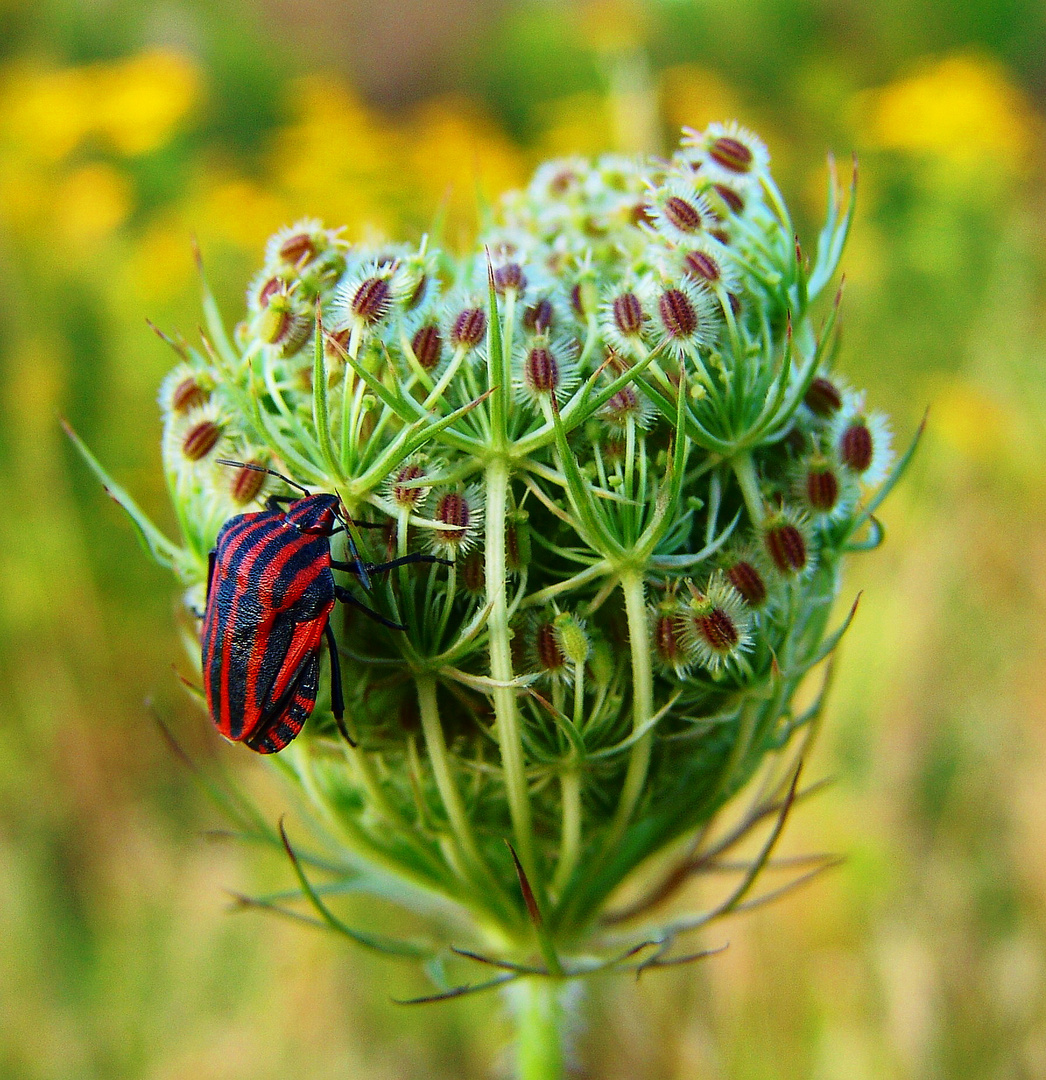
xmin=182 ymin=420 xmax=223 ymax=462
xmin=392 ymin=463 xmax=428 ymax=509
xmin=278 ymin=232 xmax=316 ymax=265
xmin=709 ymin=136 xmax=754 ymax=174
xmin=683 ymin=249 xmax=722 ymax=284
xmin=764 ymin=522 xmax=808 ymax=575
xmin=524 ymin=346 xmax=560 ymax=396
xmin=451 ymin=307 xmax=487 ymax=349
xmin=494 ymin=263 xmax=525 ymax=293
xmin=411 ymin=324 xmax=442 ymax=371
xmin=171 ymin=377 xmax=209 ymax=414
xmin=523 ymin=297 xmax=554 ymax=333
xmin=659 ymin=288 xmax=698 ymax=338
xmin=229 ymin=461 xmax=268 ymax=506
xmin=713 ymin=182 xmax=745 ymax=214
xmin=727 ymin=560 xmax=768 ymax=608
xmin=805 ymin=376 xmax=843 ymax=417
xmin=840 ymin=421 xmax=874 ymax=473
xmin=805 ymin=461 xmax=840 ymax=511
xmin=352 ymin=276 xmax=392 ymax=323
xmin=664 ymin=195 xmax=704 ymax=233
xmin=534 ymin=620 xmax=567 ymax=674
xmin=612 ymin=292 xmax=644 ymax=336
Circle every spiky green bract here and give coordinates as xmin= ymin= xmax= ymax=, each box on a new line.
xmin=75 ymin=125 xmax=911 ymax=1012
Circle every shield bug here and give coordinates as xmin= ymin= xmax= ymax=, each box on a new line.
xmin=202 ymin=461 xmax=444 ymax=754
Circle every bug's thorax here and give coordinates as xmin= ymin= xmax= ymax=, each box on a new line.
xmin=283 ymin=493 xmax=342 ymax=535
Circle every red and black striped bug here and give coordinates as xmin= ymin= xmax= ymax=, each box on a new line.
xmin=202 ymin=461 xmax=443 ymax=754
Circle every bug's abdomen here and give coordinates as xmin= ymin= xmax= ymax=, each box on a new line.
xmin=245 ymin=650 xmax=320 ymax=754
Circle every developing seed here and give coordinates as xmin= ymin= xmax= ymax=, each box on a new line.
xmin=182 ymin=420 xmax=223 ymax=462
xmin=698 ymin=606 xmax=740 ymax=651
xmin=230 ymin=461 xmax=267 ymax=506
xmin=664 ymin=195 xmax=704 ymax=233
xmin=804 ymin=376 xmax=843 ymax=417
xmin=451 ymin=307 xmax=487 ymax=349
xmin=411 ymin=324 xmax=442 ymax=370
xmin=612 ymin=291 xmax=644 ymax=336
xmin=351 ymin=276 xmax=392 ymax=323
xmin=805 ymin=461 xmax=840 ymax=511
xmin=435 ymin=492 xmax=472 ymax=546
xmin=727 ymin=560 xmax=768 ymax=607
xmin=524 ymin=346 xmax=560 ymax=395
xmin=709 ymin=136 xmax=754 ymax=174
xmin=659 ymin=288 xmax=698 ymax=338
xmin=392 ymin=463 xmax=427 ymax=509
xmin=523 ymin=297 xmax=554 ymax=333
xmin=765 ymin=523 xmax=807 ymax=574
xmin=654 ymin=612 xmax=686 ymax=668
xmin=683 ymin=249 xmax=722 ymax=284
xmin=493 ymin=263 xmax=525 ymax=293
xmin=534 ymin=621 xmax=566 ymax=673
xmin=601 ymin=385 xmax=642 ymax=427
xmin=713 ymin=182 xmax=745 ymax=213
xmin=171 ymin=377 xmax=208 ymax=414
xmin=278 ymin=232 xmax=316 ymax=265
xmin=840 ymin=421 xmax=874 ymax=473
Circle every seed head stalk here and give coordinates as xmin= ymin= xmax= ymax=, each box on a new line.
xmin=604 ymin=569 xmax=655 ymax=853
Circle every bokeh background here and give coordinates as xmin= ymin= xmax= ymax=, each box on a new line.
xmin=2 ymin=0 xmax=1045 ymax=1076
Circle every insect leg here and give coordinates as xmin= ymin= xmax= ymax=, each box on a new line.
xmin=334 ymin=585 xmax=408 ymax=631
xmin=364 ymin=553 xmax=454 ymax=574
xmin=323 ymin=621 xmax=355 ymax=747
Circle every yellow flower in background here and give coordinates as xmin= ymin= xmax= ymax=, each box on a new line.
xmin=0 ymin=50 xmax=199 ymax=245
xmin=0 ymin=49 xmax=199 ymax=163
xmin=0 ymin=64 xmax=93 ymax=162
xmin=853 ymin=53 xmax=1035 ymax=172
xmin=53 ymin=163 xmax=132 ymax=247
xmin=196 ymin=178 xmax=288 ymax=251
xmin=269 ymin=75 xmax=398 ymax=235
xmin=92 ymin=50 xmax=200 ymax=157
xmin=399 ymin=95 xmax=525 ymax=243
xmin=534 ymin=91 xmax=615 ymax=158
xmin=270 ymin=75 xmax=525 ymax=244
xmin=659 ymin=65 xmax=744 ymax=140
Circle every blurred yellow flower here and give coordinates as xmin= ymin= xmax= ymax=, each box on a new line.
xmin=0 ymin=49 xmax=199 ymax=163
xmin=197 ymin=178 xmax=288 ymax=251
xmin=535 ymin=92 xmax=615 ymax=157
xmin=270 ymin=76 xmax=524 ymax=245
xmin=92 ymin=50 xmax=200 ymax=157
xmin=400 ymin=95 xmax=525 ymax=243
xmin=128 ymin=218 xmax=197 ymax=302
xmin=54 ymin=163 xmax=132 ymax=247
xmin=269 ymin=75 xmax=396 ymax=236
xmin=932 ymin=376 xmax=1011 ymax=462
xmin=853 ymin=53 xmax=1035 ymax=171
xmin=659 ymin=65 xmax=744 ymax=140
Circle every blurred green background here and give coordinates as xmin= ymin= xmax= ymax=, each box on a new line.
xmin=2 ymin=0 xmax=1045 ymax=1076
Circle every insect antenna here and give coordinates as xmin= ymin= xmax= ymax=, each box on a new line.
xmin=215 ymin=459 xmax=312 ymax=497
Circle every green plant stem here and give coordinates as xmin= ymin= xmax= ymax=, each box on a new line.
xmin=485 ymin=459 xmax=539 ymax=893
xmin=551 ymin=771 xmax=581 ymax=898
xmin=603 ymin=569 xmax=654 ymax=853
xmin=415 ymin=676 xmax=516 ymax=922
xmin=732 ymin=450 xmax=765 ymax=525
xmin=514 ymin=978 xmax=567 ymax=1080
